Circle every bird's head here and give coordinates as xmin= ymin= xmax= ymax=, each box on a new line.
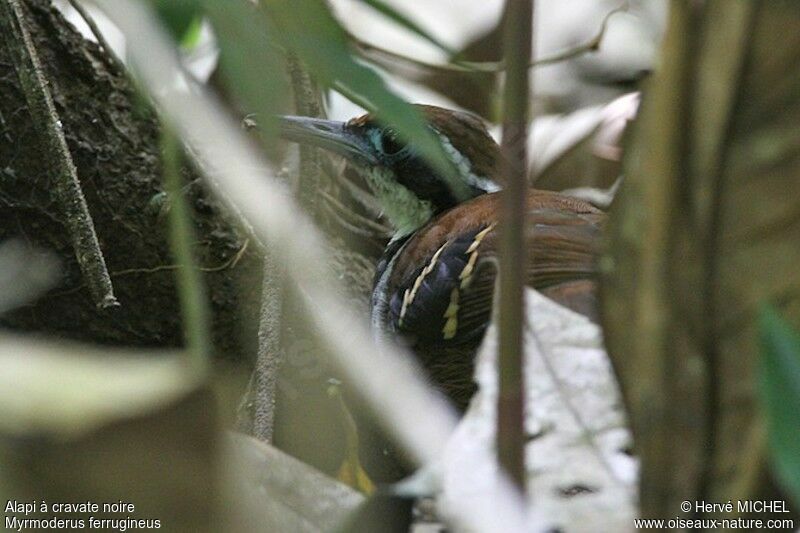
xmin=280 ymin=105 xmax=500 ymax=238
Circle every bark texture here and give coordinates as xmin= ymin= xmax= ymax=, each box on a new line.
xmin=0 ymin=0 xmax=262 ymax=358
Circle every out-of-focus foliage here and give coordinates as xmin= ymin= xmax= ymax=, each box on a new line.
xmin=148 ymin=0 xmax=201 ymax=41
xmin=759 ymin=307 xmax=800 ymax=507
xmin=203 ymin=0 xmax=289 ymax=150
xmin=225 ymin=434 xmax=363 ymax=532
xmin=0 ymin=338 xmax=216 ymax=530
xmin=327 ymin=0 xmax=664 ymax=119
xmin=0 ymin=239 xmax=60 ymax=315
xmin=0 ymin=335 xmax=363 ymax=532
xmin=603 ymin=0 xmax=800 ymax=519
xmin=530 ymin=91 xmax=638 ymax=193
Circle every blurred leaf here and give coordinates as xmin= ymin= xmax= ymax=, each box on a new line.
xmin=149 ymin=0 xmax=202 ymax=41
xmin=203 ymin=0 xmax=289 ymax=147
xmin=226 ymin=434 xmax=364 ymax=532
xmin=357 ymin=0 xmax=455 ymax=57
xmin=0 ymin=336 xmax=216 ymax=530
xmin=180 ymin=16 xmax=204 ymax=49
xmin=602 ymin=0 xmax=800 ymax=519
xmin=0 ymin=239 xmax=60 ymax=315
xmin=759 ymin=307 xmax=800 ymax=506
xmin=265 ymin=0 xmax=456 ymax=179
xmin=0 ymin=337 xmax=198 ymax=436
xmin=328 ymin=381 xmax=376 ymax=495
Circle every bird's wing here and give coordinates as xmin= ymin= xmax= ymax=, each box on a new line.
xmin=385 ymin=194 xmax=604 ymax=346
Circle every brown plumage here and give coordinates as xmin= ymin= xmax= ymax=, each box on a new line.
xmin=377 ymin=191 xmax=604 ymax=408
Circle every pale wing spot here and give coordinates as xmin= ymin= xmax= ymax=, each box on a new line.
xmin=466 ymin=223 xmax=495 ymax=253
xmin=398 ymin=288 xmax=412 ymax=327
xmin=442 ymin=287 xmax=460 ymax=340
xmin=460 ymin=251 xmax=479 ymax=289
xmin=444 ymin=287 xmax=460 ymax=318
xmin=398 ymin=243 xmax=447 ymax=325
xmin=460 ymin=223 xmax=496 ymax=289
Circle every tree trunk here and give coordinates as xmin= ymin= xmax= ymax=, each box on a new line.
xmin=0 ymin=0 xmax=262 ymax=358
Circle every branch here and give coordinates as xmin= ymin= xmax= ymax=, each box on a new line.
xmin=524 ymin=2 xmax=627 ymax=67
xmin=66 ymin=0 xmax=125 ymax=75
xmin=497 ymin=0 xmax=533 ymax=492
xmin=463 ymin=2 xmax=627 ymax=70
xmin=0 ymin=0 xmax=118 ymax=309
xmin=249 ymin=56 xmax=326 ymax=443
xmin=348 ymin=3 xmax=627 ymax=77
xmin=253 ymin=250 xmax=283 ymax=443
xmin=286 ymin=54 xmax=324 ymax=211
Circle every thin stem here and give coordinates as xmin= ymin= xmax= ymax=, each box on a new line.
xmin=161 ymin=127 xmax=211 ymax=375
xmin=497 ymin=0 xmax=533 ymax=492
xmin=253 ymin=250 xmax=283 ymax=443
xmin=0 ymin=0 xmax=118 ymax=309
xmin=250 ymin=56 xmax=326 ymax=443
xmin=348 ymin=3 xmax=625 ymax=76
xmin=66 ymin=0 xmax=126 ymax=75
xmin=286 ymin=54 xmax=324 ymax=210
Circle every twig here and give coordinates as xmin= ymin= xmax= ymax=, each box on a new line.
xmin=253 ymin=250 xmax=284 ymax=443
xmin=162 ymin=126 xmax=211 ymax=374
xmin=497 ymin=0 xmax=533 ymax=492
xmin=286 ymin=53 xmax=324 ymax=210
xmin=66 ymin=0 xmax=126 ymax=76
xmin=0 ymin=0 xmax=118 ymax=309
xmin=112 ymin=239 xmax=249 ymax=276
xmin=349 ymin=3 xmax=626 ymax=76
xmin=45 ymin=240 xmax=248 ymax=300
xmin=464 ymin=2 xmax=627 ymax=71
xmin=250 ymin=56 xmax=326 ymax=443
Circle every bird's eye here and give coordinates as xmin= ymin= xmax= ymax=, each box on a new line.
xmin=381 ymin=129 xmax=405 ymax=156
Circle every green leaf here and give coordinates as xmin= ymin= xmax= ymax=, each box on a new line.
xmin=759 ymin=306 xmax=800 ymax=506
xmin=179 ymin=16 xmax=204 ymax=50
xmin=149 ymin=0 xmax=202 ymax=41
xmin=203 ymin=0 xmax=289 ymax=149
xmin=265 ymin=0 xmax=456 ymax=179
xmin=357 ymin=0 xmax=456 ymax=57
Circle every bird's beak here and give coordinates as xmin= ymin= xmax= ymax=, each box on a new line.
xmin=279 ymin=116 xmax=378 ymax=166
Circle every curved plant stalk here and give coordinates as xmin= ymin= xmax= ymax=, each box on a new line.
xmin=0 ymin=0 xmax=117 ymax=309
xmin=348 ymin=3 xmax=626 ymax=78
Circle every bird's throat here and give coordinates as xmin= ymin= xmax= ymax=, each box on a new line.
xmin=364 ymin=168 xmax=434 ymax=239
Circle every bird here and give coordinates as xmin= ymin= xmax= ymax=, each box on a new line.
xmin=280 ymin=105 xmax=605 ymax=409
